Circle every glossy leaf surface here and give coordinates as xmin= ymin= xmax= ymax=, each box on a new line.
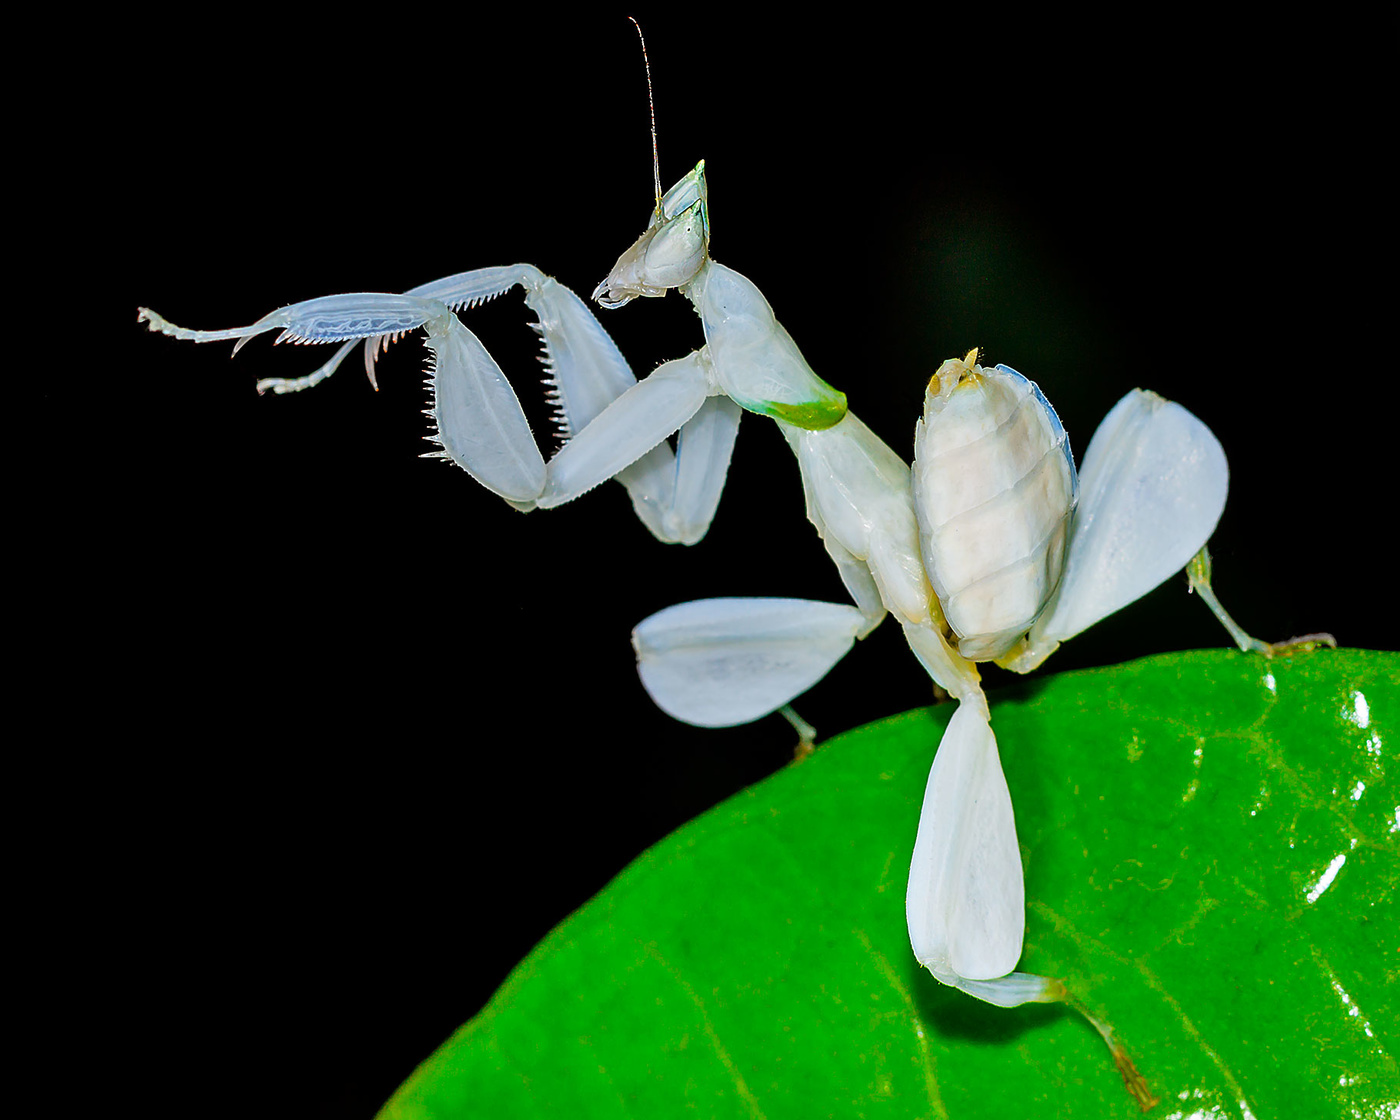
xmin=380 ymin=650 xmax=1397 ymax=1118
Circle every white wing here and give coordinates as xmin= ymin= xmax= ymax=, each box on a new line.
xmin=632 ymin=597 xmax=865 ymax=727
xmin=1029 ymin=389 xmax=1228 ymax=648
xmin=906 ymin=701 xmax=1025 ymax=983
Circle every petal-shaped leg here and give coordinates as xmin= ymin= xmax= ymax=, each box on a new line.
xmin=1009 ymin=390 xmax=1229 ymax=671
xmin=537 ymin=353 xmax=711 ymax=510
xmin=418 ymin=267 xmax=642 ymax=509
xmin=632 ymin=597 xmax=865 ymax=727
xmin=616 ymin=395 xmax=743 ymax=545
xmin=907 ymin=701 xmax=1030 ymax=990
xmin=421 ymin=313 xmax=546 ymax=505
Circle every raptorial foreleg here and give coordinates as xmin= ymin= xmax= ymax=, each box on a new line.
xmin=140 ymin=288 xmax=548 ymax=504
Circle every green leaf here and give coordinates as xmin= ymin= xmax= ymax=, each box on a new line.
xmin=379 ymin=650 xmax=1397 ymax=1118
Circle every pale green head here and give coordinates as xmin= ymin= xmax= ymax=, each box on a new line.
xmin=592 ymin=162 xmax=710 ymax=308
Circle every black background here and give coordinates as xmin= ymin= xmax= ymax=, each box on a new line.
xmin=69 ymin=7 xmax=1396 ymax=1116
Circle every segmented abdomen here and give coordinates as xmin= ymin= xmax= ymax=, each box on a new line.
xmin=912 ymin=363 xmax=1077 ymax=661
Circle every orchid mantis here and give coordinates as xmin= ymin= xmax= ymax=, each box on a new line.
xmin=633 ymin=349 xmax=1235 ymax=1006
xmin=138 ymin=141 xmax=1246 ymax=1012
xmin=134 ymin=28 xmax=1280 ymax=1021
xmin=139 ymin=161 xmax=843 ymax=547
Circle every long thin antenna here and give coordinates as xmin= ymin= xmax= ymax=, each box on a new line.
xmin=628 ymin=16 xmax=663 ymax=214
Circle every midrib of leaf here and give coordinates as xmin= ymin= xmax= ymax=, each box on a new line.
xmin=1007 ymin=651 xmax=1396 ymax=1119
xmin=380 ymin=650 xmax=1397 ymax=1120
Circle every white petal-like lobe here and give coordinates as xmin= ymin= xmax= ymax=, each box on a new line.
xmin=537 ymin=353 xmax=709 ymax=509
xmin=906 ymin=703 xmax=1024 ymax=983
xmin=1031 ymin=389 xmax=1228 ymax=646
xmin=616 ymin=395 xmax=743 ymax=545
xmin=633 ymin=598 xmax=865 ymax=727
xmin=426 ymin=317 xmax=546 ymax=503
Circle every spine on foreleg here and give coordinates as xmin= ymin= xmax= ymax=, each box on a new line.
xmin=419 ymin=314 xmax=546 ymax=506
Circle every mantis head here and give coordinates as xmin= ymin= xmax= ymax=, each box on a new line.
xmin=593 ymin=162 xmax=710 ymax=308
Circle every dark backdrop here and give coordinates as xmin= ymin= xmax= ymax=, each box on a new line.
xmin=79 ymin=9 xmax=1395 ymax=1116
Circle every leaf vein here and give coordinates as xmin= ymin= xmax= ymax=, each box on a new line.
xmin=640 ymin=939 xmax=770 ymax=1120
xmin=853 ymin=927 xmax=950 ymax=1120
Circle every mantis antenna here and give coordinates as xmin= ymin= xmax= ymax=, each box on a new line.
xmin=628 ymin=16 xmax=664 ymax=215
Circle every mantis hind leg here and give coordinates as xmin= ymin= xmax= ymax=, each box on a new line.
xmin=1186 ymin=546 xmax=1337 ymax=656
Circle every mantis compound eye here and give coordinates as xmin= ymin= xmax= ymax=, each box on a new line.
xmin=593 ymin=165 xmax=711 ymax=307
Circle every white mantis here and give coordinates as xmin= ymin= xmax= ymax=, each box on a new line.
xmin=139 ymin=160 xmax=843 ymax=547
xmin=136 ymin=32 xmax=1291 ymax=1021
xmin=632 ymin=348 xmax=1232 ymax=1006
